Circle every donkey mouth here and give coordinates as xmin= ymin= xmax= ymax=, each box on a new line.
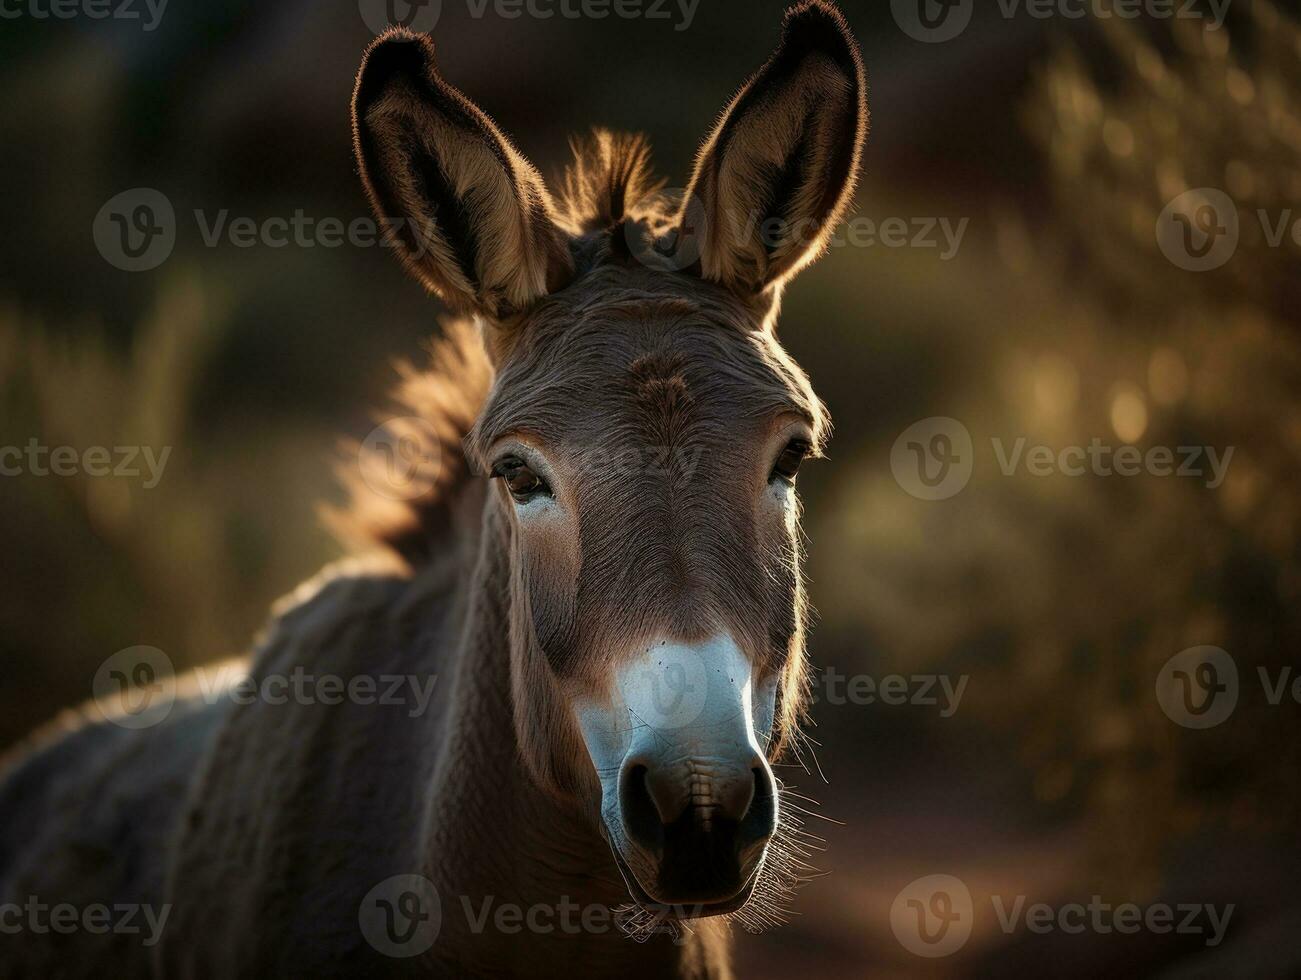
xmin=605 ymin=765 xmax=778 ymax=918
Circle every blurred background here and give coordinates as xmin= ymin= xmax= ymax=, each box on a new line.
xmin=2 ymin=0 xmax=1299 ymax=975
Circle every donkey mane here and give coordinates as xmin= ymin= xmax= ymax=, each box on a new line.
xmin=558 ymin=129 xmax=667 ymax=234
xmin=325 ymin=316 xmax=491 ymax=564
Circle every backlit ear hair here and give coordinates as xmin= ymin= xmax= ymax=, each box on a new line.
xmin=352 ymin=29 xmax=574 ymax=320
xmin=678 ymin=1 xmax=867 ymax=294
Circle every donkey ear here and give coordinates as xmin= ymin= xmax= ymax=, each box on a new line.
xmin=679 ymin=0 xmax=867 ymax=295
xmin=352 ymin=30 xmax=574 ymax=319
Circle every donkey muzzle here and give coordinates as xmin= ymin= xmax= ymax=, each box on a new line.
xmin=576 ymin=634 xmax=780 ymax=914
xmin=618 ymin=750 xmax=776 ymax=907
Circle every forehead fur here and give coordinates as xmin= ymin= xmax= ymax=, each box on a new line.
xmin=476 ymin=133 xmax=824 ymax=458
xmin=468 ymin=265 xmax=829 ymax=465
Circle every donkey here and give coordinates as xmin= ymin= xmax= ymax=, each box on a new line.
xmin=0 ymin=2 xmax=866 ymax=976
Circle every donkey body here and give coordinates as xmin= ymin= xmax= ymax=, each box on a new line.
xmin=0 ymin=3 xmax=866 ymax=976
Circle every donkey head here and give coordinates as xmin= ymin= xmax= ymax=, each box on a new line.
xmin=353 ymin=0 xmax=866 ymax=920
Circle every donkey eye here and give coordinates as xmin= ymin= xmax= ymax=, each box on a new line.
xmin=770 ymin=439 xmax=811 ymax=484
xmin=492 ymin=456 xmax=551 ymax=503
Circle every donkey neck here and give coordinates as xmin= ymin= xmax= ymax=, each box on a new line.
xmin=419 ymin=489 xmax=730 ymax=977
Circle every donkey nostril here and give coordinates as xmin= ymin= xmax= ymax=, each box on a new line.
xmin=712 ymin=765 xmax=757 ymax=824
xmin=619 ymin=756 xmax=778 ymax=868
xmin=620 ymin=764 xmax=665 ymax=853
xmin=740 ymin=765 xmax=779 ymax=847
